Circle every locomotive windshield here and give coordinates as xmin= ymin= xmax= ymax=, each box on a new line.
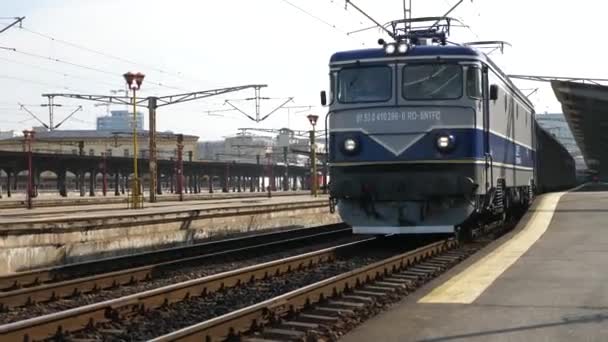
xmin=337 ymin=66 xmax=392 ymax=103
xmin=402 ymin=64 xmax=463 ymax=100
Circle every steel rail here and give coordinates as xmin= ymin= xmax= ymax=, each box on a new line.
xmin=2 ymin=199 xmax=327 ymax=229
xmin=149 ymin=239 xmax=457 ymax=342
xmin=0 ymin=237 xmax=374 ymax=341
xmin=0 ymin=224 xmax=349 ymax=309
xmin=0 ymin=191 xmax=311 ymax=210
xmin=0 ymin=223 xmax=344 ymax=291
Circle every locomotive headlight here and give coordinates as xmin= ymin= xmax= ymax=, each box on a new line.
xmin=436 ymin=134 xmax=456 ymax=152
xmin=384 ymin=43 xmax=396 ymax=54
xmin=344 ymin=138 xmax=357 ymax=152
xmin=341 ymin=137 xmax=360 ymax=155
xmin=397 ymin=42 xmax=409 ymax=54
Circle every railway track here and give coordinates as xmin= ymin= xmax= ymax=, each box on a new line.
xmin=142 ymin=239 xmax=485 ymax=342
xmin=150 ymin=222 xmax=515 ymax=342
xmin=0 ymin=217 xmax=517 ymax=341
xmin=0 ymin=235 xmax=399 ymax=341
xmin=0 ymin=224 xmax=350 ymax=313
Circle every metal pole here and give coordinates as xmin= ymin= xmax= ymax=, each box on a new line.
xmin=24 ymin=131 xmax=34 ymax=209
xmin=48 ymin=96 xmax=54 ymax=131
xmin=310 ymin=129 xmax=317 ymax=197
xmin=131 ymin=88 xmax=141 ymax=208
xmin=148 ymin=97 xmax=158 ymax=203
xmin=266 ymin=153 xmax=272 ymax=197
xmin=283 ymin=146 xmax=289 ymax=191
xmin=177 ymin=134 xmax=184 ymax=201
xmin=102 ymin=153 xmax=107 ymax=196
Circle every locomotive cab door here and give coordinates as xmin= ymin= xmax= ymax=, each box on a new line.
xmin=482 ymin=66 xmax=492 ymax=192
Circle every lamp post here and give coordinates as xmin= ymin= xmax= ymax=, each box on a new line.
xmin=123 ymin=71 xmax=145 ymax=209
xmin=307 ymin=114 xmax=319 ymax=197
xmin=100 ymin=151 xmax=107 ymax=196
xmin=22 ymin=130 xmax=35 ymax=209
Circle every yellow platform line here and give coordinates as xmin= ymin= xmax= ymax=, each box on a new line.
xmin=418 ymin=191 xmax=566 ymax=304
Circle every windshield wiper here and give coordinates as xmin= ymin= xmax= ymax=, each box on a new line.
xmin=403 ymin=65 xmax=448 ymax=87
xmin=429 ymin=71 xmax=460 ymax=96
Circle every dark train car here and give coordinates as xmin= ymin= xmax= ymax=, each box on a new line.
xmin=322 ymin=16 xmax=578 ymax=237
xmin=535 ymin=125 xmax=577 ymax=193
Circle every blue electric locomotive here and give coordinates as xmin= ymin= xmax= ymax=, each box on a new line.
xmin=322 ymin=18 xmax=574 ymax=238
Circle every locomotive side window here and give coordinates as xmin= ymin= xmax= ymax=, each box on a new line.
xmin=402 ymin=64 xmax=462 ymax=100
xmin=466 ymin=66 xmax=482 ymax=98
xmin=337 ymin=66 xmax=392 ymax=103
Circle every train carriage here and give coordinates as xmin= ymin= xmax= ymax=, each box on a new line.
xmin=323 ymin=33 xmax=575 ymax=238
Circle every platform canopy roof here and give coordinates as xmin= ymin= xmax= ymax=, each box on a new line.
xmin=551 ymin=80 xmax=608 ymax=174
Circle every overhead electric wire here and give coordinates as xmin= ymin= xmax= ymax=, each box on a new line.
xmin=279 ymin=0 xmax=366 ymax=45
xmin=0 ymin=74 xmax=86 ymax=92
xmin=328 ymin=0 xmax=365 ymax=25
xmin=68 ymin=117 xmax=96 ymax=125
xmin=0 ymin=118 xmax=35 ymax=124
xmin=0 ymin=47 xmax=189 ymax=92
xmin=442 ymin=0 xmax=479 ymax=39
xmin=0 ymin=101 xmax=83 ymax=108
xmin=19 ymin=26 xmax=206 ymax=85
xmin=281 ymin=0 xmax=343 ymax=31
xmin=0 ymin=55 xmax=122 ymax=89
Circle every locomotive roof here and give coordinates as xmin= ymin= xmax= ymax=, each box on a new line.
xmin=330 ymin=45 xmax=483 ymax=63
xmin=329 ymin=44 xmax=535 ymax=109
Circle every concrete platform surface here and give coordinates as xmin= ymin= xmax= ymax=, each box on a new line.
xmin=342 ymin=184 xmax=608 ymax=342
xmin=0 ymin=190 xmax=310 ymax=209
xmin=0 ymin=193 xmax=337 ymax=274
xmin=1 ymin=194 xmax=325 ymax=224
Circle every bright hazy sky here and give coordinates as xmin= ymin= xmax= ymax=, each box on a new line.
xmin=0 ymin=0 xmax=605 ymax=140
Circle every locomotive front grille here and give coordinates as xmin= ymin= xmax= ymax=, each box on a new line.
xmin=330 ymin=164 xmax=478 ymax=201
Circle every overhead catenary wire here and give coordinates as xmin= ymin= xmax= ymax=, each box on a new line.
xmin=0 ymin=55 xmax=123 ymax=89
xmin=441 ymin=0 xmax=479 ymax=39
xmin=328 ymin=0 xmax=365 ymax=25
xmin=19 ymin=26 xmax=207 ymax=85
xmin=279 ymin=0 xmax=366 ymax=45
xmin=0 ymin=46 xmax=190 ymax=92
xmin=0 ymin=74 xmax=86 ymax=92
xmin=327 ymin=0 xmax=380 ymax=37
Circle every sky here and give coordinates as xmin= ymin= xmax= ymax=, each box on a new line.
xmin=0 ymin=0 xmax=606 ymax=140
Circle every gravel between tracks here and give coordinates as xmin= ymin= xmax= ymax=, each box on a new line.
xmin=0 ymin=235 xmax=367 ymax=324
xmin=68 ymin=249 xmax=398 ymax=341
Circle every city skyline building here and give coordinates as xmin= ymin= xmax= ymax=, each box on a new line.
xmin=97 ymin=110 xmax=144 ymax=131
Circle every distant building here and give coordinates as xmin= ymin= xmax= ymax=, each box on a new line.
xmin=97 ymin=110 xmax=144 ymax=131
xmin=535 ymin=112 xmax=586 ymax=170
xmin=0 ymin=130 xmax=198 ymax=160
xmin=197 ymin=129 xmax=323 ymax=167
xmin=0 ymin=130 xmax=16 ymax=140
xmin=198 ymin=134 xmax=274 ymax=163
xmin=197 ymin=140 xmax=225 ymax=160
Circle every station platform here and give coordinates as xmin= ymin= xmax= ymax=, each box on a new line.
xmin=0 ymin=192 xmax=317 ymax=224
xmin=0 ymin=194 xmax=337 ymax=275
xmin=342 ymin=183 xmax=608 ymax=342
xmin=0 ymin=190 xmax=309 ymax=210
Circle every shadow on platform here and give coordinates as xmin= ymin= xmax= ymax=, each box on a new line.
xmin=574 ymin=183 xmax=608 ymax=192
xmin=417 ymin=311 xmax=608 ymax=342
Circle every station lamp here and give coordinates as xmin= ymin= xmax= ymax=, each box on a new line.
xmin=123 ymin=71 xmax=145 ymax=209
xmin=307 ymin=114 xmax=319 ymax=197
